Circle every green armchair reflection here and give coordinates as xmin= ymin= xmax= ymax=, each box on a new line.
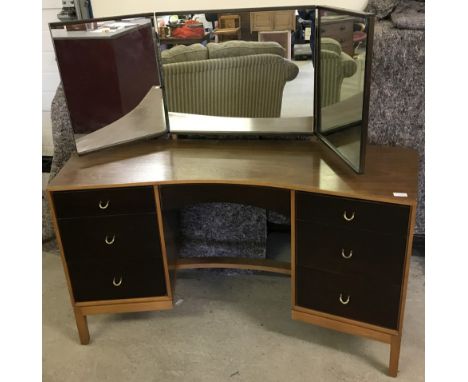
xmin=320 ymin=37 xmax=358 ymax=107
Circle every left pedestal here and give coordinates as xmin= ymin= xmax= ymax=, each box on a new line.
xmin=47 ymin=185 xmax=173 ymax=344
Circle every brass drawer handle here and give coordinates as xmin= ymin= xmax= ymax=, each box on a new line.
xmin=113 ymin=276 xmax=123 ymax=287
xmin=339 ymin=293 xmax=350 ymax=305
xmin=99 ymin=200 xmax=110 ymax=210
xmin=343 ymin=211 xmax=355 ymax=222
xmin=105 ymin=235 xmax=115 ymax=245
xmin=341 ymin=249 xmax=353 ymax=259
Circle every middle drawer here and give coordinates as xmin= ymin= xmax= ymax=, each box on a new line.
xmin=58 ymin=213 xmax=162 ymax=264
xmin=296 ymin=220 xmax=407 ymax=284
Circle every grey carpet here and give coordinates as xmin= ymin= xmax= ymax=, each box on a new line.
xmin=43 ymin=247 xmax=424 ymax=382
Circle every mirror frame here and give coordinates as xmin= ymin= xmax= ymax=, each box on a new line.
xmin=49 ymin=6 xmax=375 ymax=174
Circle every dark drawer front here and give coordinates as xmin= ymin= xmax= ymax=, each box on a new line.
xmin=58 ymin=213 xmax=162 ymax=264
xmin=68 ymin=258 xmax=167 ymax=302
xmin=296 ymin=267 xmax=401 ymax=329
xmin=53 ymin=186 xmax=156 ymax=219
xmin=296 ymin=220 xmax=406 ymax=283
xmin=296 ymin=192 xmax=410 ymax=236
xmin=160 ymin=184 xmax=290 ymax=217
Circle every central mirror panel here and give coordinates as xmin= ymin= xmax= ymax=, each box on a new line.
xmin=155 ymin=7 xmax=316 ymax=135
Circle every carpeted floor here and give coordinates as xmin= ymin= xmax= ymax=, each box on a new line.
xmin=42 ymin=244 xmax=424 ymax=382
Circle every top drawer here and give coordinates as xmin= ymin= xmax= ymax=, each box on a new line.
xmin=52 ymin=186 xmax=156 ymax=219
xmin=296 ymin=192 xmax=410 ymax=235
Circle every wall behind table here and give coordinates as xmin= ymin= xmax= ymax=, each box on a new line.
xmin=91 ymin=0 xmax=368 ymax=17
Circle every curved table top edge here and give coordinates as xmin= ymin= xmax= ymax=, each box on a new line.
xmin=47 ymin=140 xmax=419 ymax=206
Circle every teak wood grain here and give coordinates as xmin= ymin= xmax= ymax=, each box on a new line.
xmin=47 ymin=139 xmax=418 ymax=206
xmin=175 ymin=257 xmax=291 ymax=275
xmin=291 ymin=190 xmax=297 ymax=306
xmin=291 ymin=309 xmax=393 ymax=344
xmin=47 ymin=140 xmax=419 ymax=377
xmin=154 ymin=186 xmax=174 ymax=299
xmin=77 ymin=299 xmax=173 ymax=315
xmin=292 ymin=305 xmax=399 ymax=336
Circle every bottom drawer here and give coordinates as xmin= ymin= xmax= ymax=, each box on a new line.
xmin=296 ymin=267 xmax=401 ymax=329
xmin=68 ymin=258 xmax=167 ymax=302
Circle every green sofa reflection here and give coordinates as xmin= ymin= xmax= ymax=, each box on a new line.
xmin=160 ymin=41 xmax=299 ymax=118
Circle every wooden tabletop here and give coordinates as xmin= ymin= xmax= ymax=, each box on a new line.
xmin=48 ymin=138 xmax=419 ymax=205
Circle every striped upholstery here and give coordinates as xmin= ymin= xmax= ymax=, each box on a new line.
xmin=321 ymin=38 xmax=343 ymax=55
xmin=163 ymin=53 xmax=298 ymax=117
xmin=160 ymin=43 xmax=208 ymax=65
xmin=207 ymin=41 xmax=285 ymax=59
xmin=320 ymin=38 xmax=358 ymax=107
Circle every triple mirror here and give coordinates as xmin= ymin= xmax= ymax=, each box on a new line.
xmin=49 ymin=7 xmax=374 ymax=173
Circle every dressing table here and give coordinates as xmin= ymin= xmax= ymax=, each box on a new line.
xmin=46 ymin=5 xmax=420 ymax=377
xmin=47 ymin=139 xmax=418 ymax=377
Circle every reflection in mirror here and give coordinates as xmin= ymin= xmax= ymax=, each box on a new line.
xmin=50 ymin=15 xmax=168 ymax=154
xmin=317 ymin=9 xmax=373 ymax=172
xmin=154 ymin=8 xmax=316 ymax=135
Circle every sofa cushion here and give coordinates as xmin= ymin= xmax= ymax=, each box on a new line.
xmin=160 ymin=43 xmax=208 ymax=65
xmin=391 ymin=0 xmax=425 ymax=30
xmin=163 ymin=54 xmax=298 ymax=118
xmin=366 ymin=0 xmax=400 ymax=19
xmin=207 ymin=41 xmax=285 ymax=59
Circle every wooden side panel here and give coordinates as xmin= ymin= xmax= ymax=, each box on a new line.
xmin=291 ymin=190 xmax=296 ymax=306
xmin=114 ymin=25 xmax=160 ymax=112
xmin=154 ymin=186 xmax=174 ymax=299
xmin=395 ymin=204 xmax=418 ymax=331
xmin=47 ymin=190 xmax=77 ymax=306
xmin=54 ymin=24 xmax=160 ymax=134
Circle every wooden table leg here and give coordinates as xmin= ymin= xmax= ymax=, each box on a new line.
xmin=73 ymin=308 xmax=90 ymax=345
xmin=388 ymin=335 xmax=401 ymax=377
